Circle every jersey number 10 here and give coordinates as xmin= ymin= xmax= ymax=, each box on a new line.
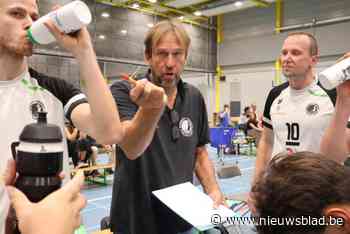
xmin=286 ymin=122 xmax=300 ymax=141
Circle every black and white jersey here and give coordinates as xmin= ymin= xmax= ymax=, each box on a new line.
xmin=0 ymin=68 xmax=87 ymax=178
xmin=262 ymin=78 xmax=337 ymax=156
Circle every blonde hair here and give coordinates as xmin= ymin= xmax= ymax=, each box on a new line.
xmin=144 ymin=20 xmax=191 ymax=59
xmin=287 ymin=32 xmax=319 ymax=56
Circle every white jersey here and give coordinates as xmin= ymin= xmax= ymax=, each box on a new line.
xmin=262 ymin=78 xmax=337 ymax=157
xmin=0 ymin=185 xmax=9 ymax=234
xmin=0 ymin=68 xmax=86 ymax=234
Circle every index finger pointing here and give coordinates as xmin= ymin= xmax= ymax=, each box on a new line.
xmin=60 ymin=171 xmax=85 ymax=200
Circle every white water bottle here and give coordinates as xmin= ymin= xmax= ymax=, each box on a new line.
xmin=319 ymin=57 xmax=350 ymax=90
xmin=27 ymin=0 xmax=92 ymax=44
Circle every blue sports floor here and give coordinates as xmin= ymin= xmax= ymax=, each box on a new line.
xmin=80 ymin=146 xmax=256 ymax=233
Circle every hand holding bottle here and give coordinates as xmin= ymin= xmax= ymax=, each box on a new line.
xmin=27 ymin=1 xmax=94 ymax=58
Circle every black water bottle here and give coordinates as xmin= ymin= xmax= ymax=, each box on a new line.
xmin=11 ymin=111 xmax=63 ymax=201
xmin=11 ymin=112 xmax=63 ymax=233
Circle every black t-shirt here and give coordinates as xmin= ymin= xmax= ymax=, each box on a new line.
xmin=110 ymin=75 xmax=210 ymax=234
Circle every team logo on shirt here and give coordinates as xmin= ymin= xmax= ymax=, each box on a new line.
xmin=179 ymin=117 xmax=193 ymax=137
xmin=276 ymin=98 xmax=283 ymax=111
xmin=306 ymin=103 xmax=319 ymax=115
xmin=30 ymin=100 xmax=46 ymax=120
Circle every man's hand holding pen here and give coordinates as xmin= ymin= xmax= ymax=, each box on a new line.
xmin=121 ymin=73 xmax=167 ymax=109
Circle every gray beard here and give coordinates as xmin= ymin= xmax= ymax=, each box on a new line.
xmin=286 ymin=74 xmax=306 ymax=81
xmin=151 ymin=72 xmax=180 ymax=88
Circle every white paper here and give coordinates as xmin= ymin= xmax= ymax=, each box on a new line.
xmin=152 ymin=182 xmax=236 ymax=231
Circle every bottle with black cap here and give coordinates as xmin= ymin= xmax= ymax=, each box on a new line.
xmin=10 ymin=112 xmax=63 ymax=233
xmin=11 ymin=111 xmax=63 ymax=201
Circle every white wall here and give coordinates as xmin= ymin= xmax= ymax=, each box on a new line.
xmin=223 ymin=64 xmax=275 ymax=115
xmin=219 ymin=0 xmax=350 ymax=66
xmin=182 ymin=74 xmax=215 ymax=120
xmin=183 ymin=74 xmax=242 ymax=121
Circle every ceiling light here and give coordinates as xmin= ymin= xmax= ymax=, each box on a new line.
xmin=101 ymin=12 xmax=110 ymax=18
xmin=98 ymin=35 xmax=106 ymax=40
xmin=132 ymin=3 xmax=140 ymax=8
xmin=178 ymin=16 xmax=184 ymax=20
xmin=147 ymin=23 xmax=154 ymax=28
xmin=234 ymin=1 xmax=243 ymax=7
xmin=148 ymin=0 xmax=157 ymax=2
xmin=193 ymin=11 xmax=202 ymax=16
xmin=121 ymin=29 xmax=127 ymax=35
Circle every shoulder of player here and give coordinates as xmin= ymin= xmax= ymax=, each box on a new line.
xmin=29 ymin=68 xmax=72 ymax=91
xmin=266 ymin=82 xmax=289 ymax=103
xmin=270 ymin=81 xmax=289 ymax=95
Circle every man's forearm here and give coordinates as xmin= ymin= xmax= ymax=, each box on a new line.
xmin=252 ymin=138 xmax=272 ymax=186
xmin=75 ymin=48 xmax=122 ymax=143
xmin=195 ymin=148 xmax=220 ymax=194
xmin=250 ymin=123 xmax=262 ymax=132
xmin=119 ymin=107 xmax=164 ymax=160
xmin=321 ymin=98 xmax=350 ymax=163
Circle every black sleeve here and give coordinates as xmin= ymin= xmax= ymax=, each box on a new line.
xmin=262 ymin=90 xmax=275 ymax=130
xmin=29 ymin=68 xmax=87 ymax=122
xmin=110 ymin=80 xmax=138 ymax=121
xmin=197 ymin=91 xmax=210 ymax=147
xmin=262 ymin=82 xmax=288 ymax=130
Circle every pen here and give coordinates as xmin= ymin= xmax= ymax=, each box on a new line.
xmin=121 ymin=66 xmax=142 ymax=85
xmin=120 ymin=68 xmax=168 ymax=104
xmin=121 ymin=73 xmax=137 ymax=86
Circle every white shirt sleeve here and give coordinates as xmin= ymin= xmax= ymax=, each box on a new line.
xmin=0 ymin=184 xmax=9 ymax=234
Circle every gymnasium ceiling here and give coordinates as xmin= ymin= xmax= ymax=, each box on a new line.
xmin=96 ymin=0 xmax=277 ymax=29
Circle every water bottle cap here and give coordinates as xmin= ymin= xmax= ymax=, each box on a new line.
xmin=26 ymin=28 xmax=40 ymax=44
xmin=19 ymin=112 xmax=62 ymax=143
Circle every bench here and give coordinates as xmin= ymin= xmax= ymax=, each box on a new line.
xmin=232 ymin=136 xmax=256 ymax=156
xmin=91 ymin=230 xmax=112 ymax=234
xmin=71 ymin=163 xmax=115 ymax=185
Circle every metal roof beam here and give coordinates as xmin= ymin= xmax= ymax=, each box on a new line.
xmin=134 ymin=0 xmax=209 ymax=21
xmin=249 ymin=0 xmax=270 ymax=8
xmin=96 ymin=0 xmax=215 ymax=29
xmin=165 ymin=0 xmax=211 ymax=8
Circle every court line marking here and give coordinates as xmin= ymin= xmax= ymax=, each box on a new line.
xmin=88 ymin=195 xmax=112 ymax=203
xmin=85 ymin=224 xmax=100 ymax=231
xmin=240 ymin=166 xmax=254 ymax=171
xmin=81 ymin=207 xmax=101 ymax=214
